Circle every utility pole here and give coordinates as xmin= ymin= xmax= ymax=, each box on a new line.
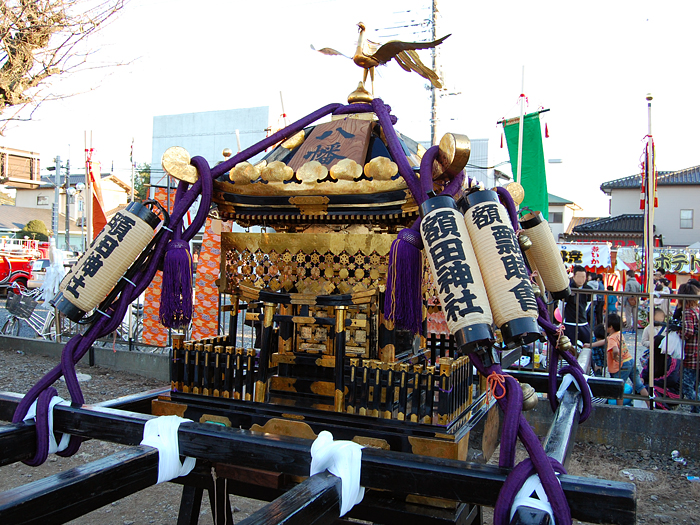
xmin=64 ymin=159 xmax=71 ymax=250
xmin=52 ymin=156 xmax=61 ymax=240
xmin=430 ymin=0 xmax=438 ymax=146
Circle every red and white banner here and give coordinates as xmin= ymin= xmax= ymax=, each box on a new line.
xmin=558 ymin=243 xmax=612 ymax=269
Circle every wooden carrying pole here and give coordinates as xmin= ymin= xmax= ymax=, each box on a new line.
xmin=0 ymin=392 xmax=636 ymax=525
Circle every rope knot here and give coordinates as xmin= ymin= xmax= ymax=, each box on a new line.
xmin=397 ymin=227 xmax=423 ymax=249
xmin=487 ymin=372 xmax=508 ymax=404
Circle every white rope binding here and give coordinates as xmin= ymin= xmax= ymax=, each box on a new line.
xmin=23 ymin=397 xmax=71 ymax=453
xmin=310 ymin=430 xmax=364 ymax=517
xmin=510 ymin=474 xmax=556 ymax=524
xmin=556 ymin=372 xmax=592 ymax=412
xmin=140 ymin=415 xmax=196 ymax=484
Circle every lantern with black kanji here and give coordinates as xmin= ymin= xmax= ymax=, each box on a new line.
xmin=519 ymin=211 xmax=570 ymax=300
xmin=53 ymin=202 xmax=160 ymax=322
xmin=419 ymin=195 xmax=493 ymax=353
xmin=463 ymin=190 xmax=541 ymax=347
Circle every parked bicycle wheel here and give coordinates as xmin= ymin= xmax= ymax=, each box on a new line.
xmin=1 ymin=316 xmax=20 ymax=336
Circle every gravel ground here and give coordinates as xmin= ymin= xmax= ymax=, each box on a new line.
xmin=0 ymin=347 xmax=265 ymax=524
xmin=1 ymin=342 xmax=699 ymax=524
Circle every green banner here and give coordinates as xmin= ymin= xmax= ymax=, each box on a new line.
xmin=503 ymin=112 xmax=548 ymax=220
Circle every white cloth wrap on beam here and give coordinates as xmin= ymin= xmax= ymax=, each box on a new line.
xmin=510 ymin=473 xmax=557 ymax=524
xmin=23 ymin=397 xmax=71 ymax=453
xmin=556 ymin=372 xmax=592 ymax=412
xmin=310 ymin=430 xmax=365 ymax=517
xmin=140 ymin=415 xmax=196 ymax=484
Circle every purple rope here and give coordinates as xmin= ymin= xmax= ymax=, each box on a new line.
xmin=537 ymin=298 xmax=592 ymax=422
xmin=495 ymin=185 xmax=592 ymax=423
xmin=420 ymin=146 xmax=440 ymax=195
xmin=333 ymin=103 xmax=373 ymax=115
xmin=372 ymin=98 xmax=423 ymax=203
xmin=211 ymin=104 xmax=342 ymax=179
xmin=494 ymin=457 xmax=567 ymax=525
xmin=332 ymin=102 xmax=399 ymax=124
xmin=495 ymin=186 xmax=520 ymax=229
xmin=472 ymin=356 xmax=571 ymax=525
xmin=13 ymin=149 xmax=215 ymax=464
xmin=14 ymin=102 xmax=340 ymax=464
xmin=443 ymin=171 xmax=465 ymax=197
xmin=499 ymin=374 xmax=523 ymax=469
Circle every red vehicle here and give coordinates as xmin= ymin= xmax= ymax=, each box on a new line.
xmin=0 ymin=255 xmax=33 ymax=293
xmin=0 ymin=239 xmax=44 ymax=293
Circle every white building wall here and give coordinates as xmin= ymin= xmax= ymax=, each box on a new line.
xmin=151 ymin=106 xmax=270 ymax=189
xmin=547 ymin=204 xmax=566 ymax=240
xmin=611 ymin=186 xmax=700 ymax=246
xmin=609 ymin=188 xmax=640 ymax=216
xmin=14 ymin=180 xmax=126 ymax=218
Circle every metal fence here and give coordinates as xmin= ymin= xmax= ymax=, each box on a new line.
xmin=565 ymin=286 xmax=700 ymax=411
xmin=0 ymin=292 xmax=164 ymax=353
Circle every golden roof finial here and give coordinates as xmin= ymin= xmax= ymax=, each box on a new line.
xmin=311 ymin=22 xmax=450 ymax=94
xmin=348 ymin=82 xmax=373 ymax=104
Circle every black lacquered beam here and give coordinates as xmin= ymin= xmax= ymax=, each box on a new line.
xmin=238 ymin=471 xmax=341 ymax=525
xmin=0 ymin=394 xmax=635 ymax=524
xmin=543 ymin=348 xmax=592 ymax=467
xmin=94 ymin=387 xmax=170 ymax=412
xmin=0 ymin=422 xmax=35 ymax=466
xmin=0 ymin=446 xmax=158 ymax=525
xmin=507 ymin=371 xmax=623 ymax=399
xmin=511 ymin=350 xmax=598 ymax=525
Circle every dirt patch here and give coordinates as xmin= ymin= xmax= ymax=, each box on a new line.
xmin=1 ymin=347 xmax=699 ymax=524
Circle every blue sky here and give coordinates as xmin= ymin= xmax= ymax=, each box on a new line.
xmin=3 ymin=0 xmax=698 ymax=217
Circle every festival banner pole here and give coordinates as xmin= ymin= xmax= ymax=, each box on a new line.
xmin=646 ymin=93 xmax=655 ymax=410
xmin=516 ymin=66 xmax=525 ymax=183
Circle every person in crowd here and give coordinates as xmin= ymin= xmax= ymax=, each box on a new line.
xmin=585 ymin=272 xmax=598 ymax=326
xmin=680 ymin=286 xmax=700 ymax=413
xmin=563 ymin=265 xmax=592 ymax=346
xmin=654 ymin=278 xmax=671 ymax=317
xmin=583 ymin=323 xmax=607 ymax=376
xmin=642 ymin=333 xmax=681 ymax=410
xmin=606 ymin=313 xmax=650 ymax=407
xmin=672 ymin=282 xmax=699 ymax=323
xmin=606 ymin=285 xmax=619 ymax=315
xmin=641 ymin=308 xmax=667 ymax=349
xmin=623 ymin=269 xmax=641 ymax=332
xmin=593 ymin=274 xmax=605 ymax=325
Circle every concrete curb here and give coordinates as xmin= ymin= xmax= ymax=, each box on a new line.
xmin=0 ymin=336 xmax=170 ymax=382
xmin=525 ymin=398 xmax=700 ymax=460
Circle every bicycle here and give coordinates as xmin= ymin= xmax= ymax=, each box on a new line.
xmin=1 ymin=284 xmax=63 ymax=340
xmin=96 ymin=302 xmax=145 ymax=350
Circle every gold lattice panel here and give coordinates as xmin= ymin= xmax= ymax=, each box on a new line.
xmin=221 ymin=233 xmax=395 ymax=295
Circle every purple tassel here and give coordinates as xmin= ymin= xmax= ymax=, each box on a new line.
xmin=159 ymin=239 xmax=193 ymax=329
xmin=384 ymin=226 xmax=424 ymax=334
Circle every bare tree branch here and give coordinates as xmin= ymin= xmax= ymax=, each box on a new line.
xmin=0 ymin=0 xmax=127 ymax=134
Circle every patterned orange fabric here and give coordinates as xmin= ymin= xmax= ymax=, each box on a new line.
xmin=142 ymin=186 xmax=176 ymax=346
xmin=191 ymin=218 xmax=227 ymax=340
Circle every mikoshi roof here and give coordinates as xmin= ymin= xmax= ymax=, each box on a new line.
xmin=212 ymin=91 xmax=458 ymax=230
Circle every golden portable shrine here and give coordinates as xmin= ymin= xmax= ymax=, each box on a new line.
xmin=0 ymin=28 xmax=634 ymax=524
xmin=153 ymin=77 xmax=561 ymax=453
xmin=157 ymin=85 xmax=508 ymax=468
